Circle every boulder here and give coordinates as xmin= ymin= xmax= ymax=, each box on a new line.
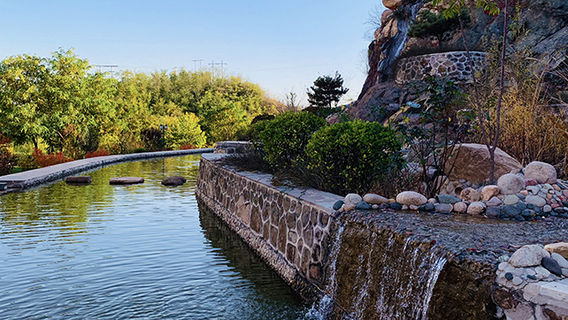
xmin=396 ymin=191 xmax=427 ymax=206
xmin=481 ymin=185 xmax=500 ymax=201
xmin=446 ymin=144 xmax=522 ymax=184
xmin=544 ymin=242 xmax=568 ymax=258
xmin=161 ymin=176 xmax=187 ymax=186
xmin=363 ymin=193 xmax=389 ymax=204
xmin=497 ymin=174 xmax=524 ymax=195
xmin=524 ymin=161 xmax=557 ymax=184
xmin=344 ymin=193 xmax=363 ymax=206
xmin=460 ymin=187 xmax=481 ymax=202
xmin=382 ymin=0 xmax=402 ymax=10
xmin=551 ymin=253 xmax=568 ymax=269
xmin=467 ymin=201 xmax=486 ymax=215
xmin=109 ymin=177 xmax=144 ymax=185
xmin=508 ymin=244 xmax=550 ymax=268
xmin=65 ymin=176 xmax=91 ymax=184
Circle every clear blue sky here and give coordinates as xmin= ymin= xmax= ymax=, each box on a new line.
xmin=0 ymin=0 xmax=384 ymax=105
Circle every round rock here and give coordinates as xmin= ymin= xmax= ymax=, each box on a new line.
xmin=333 ymin=200 xmax=344 ymax=211
xmin=525 ymin=161 xmax=557 ymax=184
xmin=497 ymin=173 xmax=524 ymax=195
xmin=460 ymin=187 xmax=481 ymax=202
xmin=525 ymin=195 xmax=547 ymax=207
xmin=344 ymin=193 xmax=363 ymax=206
xmin=437 ymin=194 xmax=461 ymax=204
xmin=541 ymin=257 xmax=563 ymax=276
xmin=503 ymin=194 xmax=520 ymax=205
xmin=396 ymin=191 xmax=427 ymax=206
xmin=467 ymin=201 xmax=486 ymax=215
xmin=509 ymin=244 xmax=550 ymax=268
xmin=481 ymin=185 xmax=500 ymax=201
xmin=109 ymin=177 xmax=144 ymax=185
xmin=161 ymin=176 xmax=187 ymax=186
xmin=363 ymin=193 xmax=389 ymax=204
xmin=453 ymin=202 xmax=468 ymax=213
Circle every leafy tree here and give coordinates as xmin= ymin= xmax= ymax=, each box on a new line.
xmin=307 ymin=72 xmax=349 ymax=108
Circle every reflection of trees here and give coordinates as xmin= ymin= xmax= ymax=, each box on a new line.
xmin=198 ymin=202 xmax=305 ymax=307
xmin=0 ymin=155 xmax=201 ymax=239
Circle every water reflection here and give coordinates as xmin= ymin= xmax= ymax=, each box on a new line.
xmin=0 ymin=155 xmax=306 ymax=319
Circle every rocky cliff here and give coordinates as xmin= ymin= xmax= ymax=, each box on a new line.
xmin=348 ymin=0 xmax=568 ymax=123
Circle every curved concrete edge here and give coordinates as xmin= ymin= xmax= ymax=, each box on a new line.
xmin=0 ymin=148 xmax=213 ymax=192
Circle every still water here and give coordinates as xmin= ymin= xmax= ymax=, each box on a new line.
xmin=0 ymin=155 xmax=308 ymax=319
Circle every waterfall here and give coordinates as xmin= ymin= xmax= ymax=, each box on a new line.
xmin=304 ymin=223 xmax=447 ymax=320
xmin=378 ymin=0 xmax=425 ymax=82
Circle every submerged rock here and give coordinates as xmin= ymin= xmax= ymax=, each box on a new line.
xmin=109 ymin=177 xmax=144 ymax=185
xmin=65 ymin=176 xmax=91 ymax=184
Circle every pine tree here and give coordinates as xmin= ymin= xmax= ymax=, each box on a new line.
xmin=307 ymin=72 xmax=349 ymax=107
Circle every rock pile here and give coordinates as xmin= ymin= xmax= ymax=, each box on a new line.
xmin=334 ymin=161 xmax=568 ymax=222
xmin=493 ymin=243 xmax=568 ymax=319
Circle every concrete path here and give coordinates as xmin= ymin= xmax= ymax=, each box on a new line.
xmin=0 ymin=148 xmax=213 ymax=192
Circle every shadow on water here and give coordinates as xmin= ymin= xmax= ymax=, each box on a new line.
xmin=198 ymin=202 xmax=309 ymax=319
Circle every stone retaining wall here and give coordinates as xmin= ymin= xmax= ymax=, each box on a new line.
xmin=195 ymin=153 xmax=342 ymax=299
xmin=395 ymin=51 xmax=486 ymax=84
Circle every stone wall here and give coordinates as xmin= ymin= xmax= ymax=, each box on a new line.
xmin=195 ymin=153 xmax=342 ymax=299
xmin=395 ymin=51 xmax=486 ymax=84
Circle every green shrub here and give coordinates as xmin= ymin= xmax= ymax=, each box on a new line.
xmin=306 ymin=120 xmax=404 ymax=195
xmin=257 ymin=111 xmax=326 ymax=170
xmin=302 ymin=106 xmax=342 ymax=119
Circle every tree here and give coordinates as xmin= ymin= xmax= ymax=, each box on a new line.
xmin=307 ymin=72 xmax=349 ymax=108
xmin=284 ymin=91 xmax=300 ymax=110
xmin=434 ymin=0 xmax=511 ymax=183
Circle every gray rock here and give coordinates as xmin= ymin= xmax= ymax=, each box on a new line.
xmin=419 ymin=203 xmax=435 ymax=212
xmin=467 ymin=201 xmax=486 ymax=215
xmin=333 ymin=200 xmax=344 ymax=211
xmin=486 ymin=197 xmax=502 ymax=207
xmin=543 ymin=205 xmax=552 ymax=213
xmin=435 ymin=203 xmax=453 ymax=214
xmin=396 ymin=191 xmax=427 ymax=206
xmin=525 ymin=161 xmax=557 ymax=184
xmin=161 ymin=176 xmax=187 ymax=186
xmin=503 ymin=194 xmax=520 ymax=205
xmin=541 ymin=257 xmax=563 ymax=276
xmin=551 ymin=253 xmax=568 ymax=269
xmin=389 ymin=202 xmax=403 ymax=210
xmin=512 ymin=276 xmax=523 ymax=286
xmin=526 ymin=185 xmax=540 ymax=194
xmin=509 ymin=244 xmax=550 ymax=268
xmin=344 ymin=193 xmax=363 ymax=205
xmin=486 ymin=206 xmax=501 ymax=218
xmin=356 ymin=201 xmax=373 ymax=210
xmin=437 ymin=194 xmax=461 ymax=204
xmin=498 ymin=173 xmax=525 ymax=195
xmin=525 ymin=195 xmax=547 ymax=207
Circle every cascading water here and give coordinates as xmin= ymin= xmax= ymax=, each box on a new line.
xmin=378 ymin=0 xmax=425 ymax=82
xmin=305 ymin=221 xmax=447 ymax=320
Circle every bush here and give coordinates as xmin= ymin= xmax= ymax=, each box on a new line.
xmin=85 ymin=149 xmax=110 ymax=158
xmin=163 ymin=113 xmax=207 ymax=150
xmin=306 ymin=120 xmax=404 ymax=195
xmin=257 ymin=112 xmax=326 ymax=170
xmin=302 ymin=106 xmax=342 ymax=119
xmin=0 ymin=146 xmax=16 ymax=175
xmin=32 ymin=149 xmax=72 ymax=167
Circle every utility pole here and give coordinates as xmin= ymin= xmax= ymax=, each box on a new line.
xmin=208 ymin=60 xmax=228 ymax=76
xmin=192 ymin=59 xmax=204 ymax=71
xmin=93 ymin=64 xmax=119 ymax=77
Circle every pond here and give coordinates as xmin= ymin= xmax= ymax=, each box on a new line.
xmin=0 ymin=155 xmax=308 ymax=319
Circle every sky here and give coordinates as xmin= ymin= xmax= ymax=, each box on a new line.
xmin=0 ymin=0 xmax=385 ymax=105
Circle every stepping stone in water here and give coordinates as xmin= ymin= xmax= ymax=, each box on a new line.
xmin=65 ymin=176 xmax=92 ymax=184
xmin=109 ymin=177 xmax=144 ymax=185
xmin=161 ymin=176 xmax=187 ymax=186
